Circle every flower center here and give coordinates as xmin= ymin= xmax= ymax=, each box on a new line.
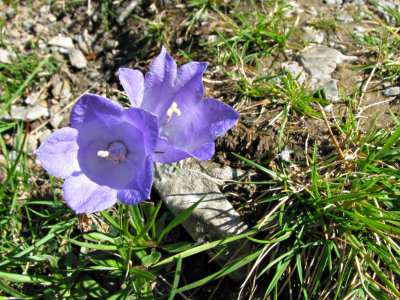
xmin=163 ymin=102 xmax=181 ymax=125
xmin=97 ymin=141 xmax=127 ymax=163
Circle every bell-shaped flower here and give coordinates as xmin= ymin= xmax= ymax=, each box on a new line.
xmin=119 ymin=46 xmax=240 ymax=164
xmin=35 ymin=94 xmax=158 ymax=213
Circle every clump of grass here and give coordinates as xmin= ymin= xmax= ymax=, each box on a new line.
xmin=231 ymin=103 xmax=400 ymax=299
xmin=134 ymin=14 xmax=170 ymax=56
xmin=209 ymin=0 xmax=294 ymax=64
xmin=0 ymin=17 xmax=58 ymax=120
xmin=352 ymin=3 xmax=400 ymax=83
xmin=238 ymin=72 xmax=328 ymax=118
xmin=309 ymin=18 xmax=341 ymax=33
xmin=184 ymin=0 xmax=217 ymax=35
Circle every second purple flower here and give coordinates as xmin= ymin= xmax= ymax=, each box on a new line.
xmin=119 ymin=47 xmax=240 ymax=164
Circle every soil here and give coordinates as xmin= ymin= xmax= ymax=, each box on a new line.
xmin=1 ymin=0 xmax=399 ymax=299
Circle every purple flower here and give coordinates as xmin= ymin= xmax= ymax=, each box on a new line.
xmin=35 ymin=94 xmax=158 ymax=213
xmin=119 ymin=47 xmax=240 ymax=164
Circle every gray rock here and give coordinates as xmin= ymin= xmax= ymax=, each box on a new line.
xmin=5 ymin=7 xmax=16 ymax=19
xmin=324 ymin=0 xmax=342 ymax=4
xmin=37 ymin=129 xmax=52 ymax=144
xmin=117 ymin=0 xmax=139 ymax=24
xmin=0 ymin=48 xmax=13 ymax=64
xmin=92 ymin=44 xmax=102 ymax=52
xmin=10 ymin=105 xmax=49 ymax=121
xmin=22 ymin=19 xmax=34 ymax=32
xmin=68 ymin=48 xmax=87 ymax=69
xmin=26 ymin=134 xmax=38 ymax=155
xmin=298 ymin=46 xmax=357 ymax=80
xmin=354 ymin=25 xmax=368 ymax=32
xmin=324 ymin=103 xmax=333 ymax=113
xmin=336 ymin=11 xmax=354 ymax=23
xmin=74 ymin=29 xmax=95 ymax=54
xmin=49 ymin=112 xmax=64 ymax=129
xmin=49 ymin=36 xmax=74 ymax=53
xmin=47 ymin=13 xmax=57 ymax=23
xmin=303 ymin=26 xmax=324 ymax=44
xmin=204 ymin=162 xmax=245 ymax=183
xmin=51 ymin=76 xmax=72 ymax=101
xmin=153 ymin=160 xmax=249 ymax=281
xmin=282 ymin=61 xmax=306 ymax=85
xmin=176 ymin=37 xmax=184 ymax=46
xmin=321 ymin=79 xmax=340 ymax=102
xmin=25 ymin=90 xmax=42 ymax=106
xmin=383 ymin=86 xmax=400 ymax=96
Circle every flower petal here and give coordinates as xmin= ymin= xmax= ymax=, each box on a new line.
xmin=191 ymin=142 xmax=215 ymax=161
xmin=141 ymin=46 xmax=177 ymax=125
xmin=123 ymin=108 xmax=159 ymax=155
xmin=119 ymin=68 xmax=144 ymax=107
xmin=35 ymin=127 xmax=79 ymax=179
xmin=117 ymin=155 xmax=153 ymax=205
xmin=63 ymin=172 xmax=118 ymax=213
xmin=76 ymin=119 xmax=113 ymax=147
xmin=77 ymin=122 xmax=145 ymax=189
xmin=70 ymin=94 xmax=124 ymax=129
xmin=174 ymin=61 xmax=207 ymax=102
xmin=161 ymin=97 xmax=239 ymax=155
xmin=152 ymin=136 xmax=191 ymax=164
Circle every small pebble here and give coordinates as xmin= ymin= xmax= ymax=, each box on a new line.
xmin=0 ymin=48 xmax=13 ymax=64
xmin=280 ymin=149 xmax=291 ymax=162
xmin=37 ymin=129 xmax=52 ymax=144
xmin=324 ymin=104 xmax=333 ymax=113
xmin=303 ymin=26 xmax=324 ymax=44
xmin=282 ymin=61 xmax=306 ymax=85
xmin=49 ymin=36 xmax=74 ymax=49
xmin=383 ymin=86 xmax=400 ymax=96
xmin=354 ymin=26 xmax=367 ymax=32
xmin=68 ymin=48 xmax=87 ymax=69
xmin=336 ymin=12 xmax=354 ymax=23
xmin=322 ymin=80 xmax=340 ymax=102
xmin=10 ymin=106 xmax=49 ymax=121
xmin=50 ymin=114 xmax=64 ymax=129
xmin=5 ymin=7 xmax=16 ymax=19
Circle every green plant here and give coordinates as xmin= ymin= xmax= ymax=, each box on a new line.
xmin=231 ymin=105 xmax=400 ymax=299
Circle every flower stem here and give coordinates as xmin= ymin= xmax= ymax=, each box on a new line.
xmin=123 ymin=204 xmax=134 ymax=240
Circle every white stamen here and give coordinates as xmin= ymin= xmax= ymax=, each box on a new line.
xmin=166 ymin=102 xmax=181 ymax=117
xmin=97 ymin=150 xmax=110 ymax=158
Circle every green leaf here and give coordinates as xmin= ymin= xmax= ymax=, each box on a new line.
xmin=168 ymin=256 xmax=182 ymax=300
xmin=130 ymin=267 xmax=155 ymax=281
xmin=64 ymin=237 xmax=118 ymax=251
xmin=232 ymin=153 xmax=281 ymax=180
xmin=175 ymin=247 xmax=263 ymax=293
xmin=157 ymin=195 xmax=206 ymax=243
xmin=160 ymin=242 xmax=193 ymax=253
xmin=0 ymin=271 xmax=54 ymax=285
xmin=264 ymin=254 xmax=292 ymax=298
xmin=83 ymin=232 xmax=115 ymax=244
xmin=141 ymin=251 xmax=161 ymax=267
xmin=132 ymin=200 xmax=162 ymax=243
xmin=81 ymin=274 xmax=109 ymax=298
xmin=154 ymin=228 xmax=256 ymax=268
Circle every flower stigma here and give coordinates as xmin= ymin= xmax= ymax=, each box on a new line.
xmin=163 ymin=102 xmax=181 ymax=125
xmin=97 ymin=141 xmax=127 ymax=163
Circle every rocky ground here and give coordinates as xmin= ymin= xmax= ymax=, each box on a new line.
xmin=1 ymin=0 xmax=398 ymax=161
xmin=1 ymin=0 xmax=400 ymax=298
